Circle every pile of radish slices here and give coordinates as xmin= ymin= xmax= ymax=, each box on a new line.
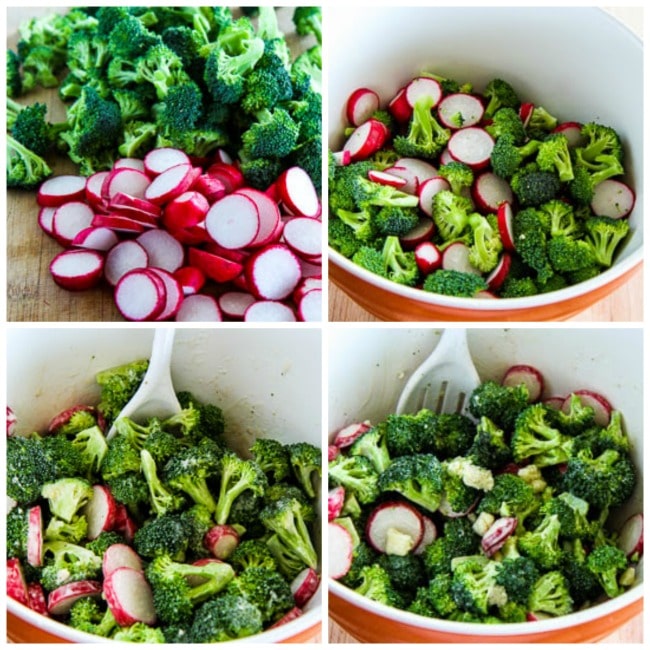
xmin=37 ymin=148 xmax=322 ymax=321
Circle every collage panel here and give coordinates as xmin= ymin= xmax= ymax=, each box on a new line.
xmin=6 ymin=326 xmax=323 ymax=642
xmin=327 ymin=326 xmax=643 ymax=642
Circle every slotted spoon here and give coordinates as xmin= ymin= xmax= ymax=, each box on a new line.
xmin=107 ymin=328 xmax=181 ymax=439
xmin=396 ymin=328 xmax=481 ymax=415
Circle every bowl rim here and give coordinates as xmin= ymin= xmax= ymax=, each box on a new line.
xmin=329 ymin=577 xmax=642 ymax=636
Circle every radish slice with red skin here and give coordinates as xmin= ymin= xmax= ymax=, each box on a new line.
xmin=27 ymin=505 xmax=43 ymax=567
xmin=91 ymin=213 xmax=147 ymax=234
xmin=392 ymin=158 xmax=438 ymax=192
xmin=291 ymin=567 xmax=320 ymax=607
xmin=144 ymin=163 xmax=196 ymax=205
xmin=472 ymin=172 xmax=514 ymax=213
xmin=47 ymin=405 xmax=102 ymax=434
xmin=204 ymin=525 xmax=240 ymax=560
xmin=283 ymin=216 xmax=321 ymax=259
xmin=270 ymin=607 xmax=303 ymax=629
xmin=49 ymin=249 xmax=105 ymax=291
xmin=51 ymin=201 xmax=95 ymax=247
xmin=400 ymin=217 xmax=436 ymax=250
xmin=204 ymin=241 xmax=250 ymax=264
xmin=173 ymin=265 xmax=206 ymax=296
xmin=328 ymin=486 xmax=346 ymax=522
xmin=293 ymin=276 xmax=322 ymax=304
xmin=38 ymin=206 xmax=57 ymax=237
xmin=27 ymin=583 xmax=48 ymax=615
xmin=519 ymin=102 xmax=534 ymax=128
xmin=144 ymin=147 xmax=191 ymax=176
xmin=297 ymin=257 xmax=322 ymax=278
xmin=192 ymin=173 xmax=228 ymax=203
xmin=331 ymin=150 xmax=352 ymax=166
xmin=244 ymin=300 xmax=297 ymax=322
xmin=346 ymin=87 xmax=380 ymax=126
xmin=481 ymin=516 xmax=518 ymax=556
xmin=102 ymin=543 xmax=143 ymax=577
xmin=188 ymin=247 xmax=244 ymax=284
xmin=497 ymin=201 xmax=516 ymax=251
xmin=103 ymin=567 xmax=157 ymax=626
xmin=328 ymin=522 xmax=354 ymax=579
xmin=381 ymin=165 xmax=417 ymax=195
xmin=148 ymin=268 xmax=184 ymax=321
xmin=418 ymin=176 xmax=450 ymax=216
xmin=85 ymin=171 xmax=110 ymax=208
xmin=502 ymin=364 xmax=544 ymax=402
xmin=486 ymin=252 xmax=512 ymax=291
xmin=543 ymin=396 xmax=566 ymax=410
xmin=590 ymin=179 xmax=635 ymax=219
xmin=553 ymin=121 xmax=584 ymax=147
xmin=618 ymin=513 xmax=643 ymax=559
xmin=333 ymin=421 xmax=372 ymax=448
xmin=297 ymin=288 xmax=322 ymax=322
xmin=447 ymin=127 xmax=495 ymax=170
xmin=175 ymin=293 xmax=223 ymax=322
xmin=37 ymin=174 xmax=87 ymax=207
xmin=205 ymin=192 xmax=260 ymax=250
xmin=388 ymin=86 xmax=411 ymax=122
xmin=136 ymin=229 xmax=186 ymax=273
xmin=235 ymin=187 xmax=282 ymax=246
xmin=442 ymin=242 xmax=481 ymax=275
xmin=47 ymin=580 xmax=102 ymax=616
xmin=212 ymin=148 xmax=233 ymax=165
xmin=218 ymin=290 xmax=256 ymax=319
xmin=366 ymin=501 xmax=424 ymax=555
xmin=328 ymin=445 xmax=340 ymax=462
xmin=7 ymin=558 xmax=31 ymax=606
xmin=437 ymin=93 xmax=485 ymax=129
xmin=104 ymin=240 xmax=149 ymax=287
xmin=113 ymin=157 xmax=146 ymax=172
xmin=83 ymin=484 xmax=118 ymax=539
xmin=343 ymin=119 xmax=389 ymax=162
xmin=415 ymin=241 xmax=443 ymax=275
xmin=72 ymin=226 xmax=120 ymax=252
xmin=245 ymin=243 xmax=302 ymax=300
xmin=277 ymin=166 xmax=321 ymax=219
xmin=475 ymin=290 xmax=499 ymax=299
xmin=368 ymin=169 xmax=408 ymax=189
xmin=563 ymin=390 xmax=612 ymax=426
xmin=109 ymin=192 xmax=161 ymax=218
xmin=205 ymin=162 xmax=245 ymax=194
xmin=114 ymin=269 xmax=166 ymax=321
xmin=102 ymin=167 xmax=151 ymax=202
xmin=159 ymin=190 xmax=209 ymax=232
xmin=405 ymin=76 xmax=443 ymax=108
xmin=439 ymin=147 xmax=454 ymax=165
xmin=414 ymin=516 xmax=437 ymax=555
xmin=7 ymin=406 xmax=17 ymax=436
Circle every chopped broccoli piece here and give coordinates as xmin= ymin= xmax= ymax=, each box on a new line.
xmin=423 ymin=269 xmax=488 ymax=298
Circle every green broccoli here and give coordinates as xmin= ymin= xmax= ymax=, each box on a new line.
xmin=95 ymin=359 xmax=149 ymax=426
xmin=354 ymin=564 xmax=404 ymax=608
xmin=250 ymin=438 xmax=291 ymax=483
xmin=292 ymin=7 xmax=322 ymax=44
xmin=540 ymin=492 xmax=594 ymax=540
xmin=68 ymin=597 xmax=118 ymax=637
xmin=287 ymin=441 xmax=322 ymax=498
xmin=536 ymin=133 xmax=574 ymax=182
xmin=240 ymin=107 xmax=300 ymax=159
xmin=583 ymin=215 xmax=630 ymax=268
xmin=328 ymin=454 xmax=380 ymax=504
xmin=374 ymin=205 xmax=420 ymax=237
xmin=189 ymin=593 xmax=263 ymax=642
xmin=511 ymin=166 xmax=561 ymax=207
xmin=467 ymin=416 xmax=512 ymax=470
xmin=494 ymin=556 xmax=540 ymax=605
xmin=229 ymin=539 xmax=279 ymax=573
xmin=484 ymin=107 xmax=526 ymax=144
xmin=40 ymin=540 xmax=102 ymax=591
xmin=133 ymin=512 xmax=191 ymax=561
xmin=408 ymin=573 xmax=459 ymax=618
xmin=490 ymin=135 xmax=541 ymax=179
xmin=335 ymin=207 xmax=379 ymax=244
xmin=100 ymin=433 xmax=142 ymax=481
xmin=511 ymin=403 xmax=572 ymax=465
xmin=353 ymin=176 xmax=420 ymax=210
xmin=547 ymin=236 xmax=597 ymax=273
xmin=113 ymin=623 xmax=166 ymax=643
xmin=512 ymin=206 xmax=555 ymax=284
xmin=423 ymin=269 xmax=488 ymax=298
xmin=215 ymin=452 xmax=268 ymax=525
xmin=7 ymin=506 xmax=29 ymax=561
xmin=525 ymin=105 xmax=559 ymax=139
xmin=517 ymin=513 xmax=563 ymax=570
xmin=431 ymin=190 xmax=473 ymax=241
xmin=349 ymin=424 xmax=391 ymax=474
xmin=498 ymin=275 xmax=539 ymax=298
xmin=6 ymin=134 xmax=53 ymax=190
xmin=539 ymin=199 xmax=579 ymax=238
xmin=40 ymin=477 xmax=93 ymax=524
xmin=84 ymin=530 xmax=125 ymax=558
xmin=44 ymin=514 xmax=88 ymax=544
xmin=438 ymin=161 xmax=474 ymax=195
xmin=477 ymin=473 xmax=538 ymax=524
xmin=7 ymin=49 xmax=23 ymax=97
xmin=381 ymin=236 xmax=419 ymax=287
xmin=468 ymin=379 xmax=530 ymax=431
xmin=140 ymin=448 xmax=186 ymax=517
xmin=450 ymin=556 xmax=501 ymax=615
xmin=574 ymin=122 xmax=623 ymax=167
xmin=560 ymin=538 xmax=603 ymax=606
xmin=483 ymin=78 xmax=520 ymax=117
xmin=585 ymin=544 xmax=628 ymax=599
xmin=468 ymin=212 xmax=503 ymax=273
xmin=527 ymin=570 xmax=573 ymax=616
xmin=393 ymin=95 xmax=450 ymax=160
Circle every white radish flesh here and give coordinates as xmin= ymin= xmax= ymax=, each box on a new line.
xmin=27 ymin=505 xmax=43 ymax=567
xmin=244 ymin=300 xmax=296 ymax=322
xmin=437 ymin=93 xmax=485 ymax=129
xmin=283 ymin=217 xmax=321 ymax=259
xmin=188 ymin=247 xmax=244 ymax=284
xmin=144 ymin=163 xmax=195 ymax=205
xmin=333 ymin=421 xmax=372 ymax=449
xmin=218 ymin=291 xmax=256 ymax=319
xmin=47 ymin=580 xmax=102 ymax=616
xmin=368 ymin=169 xmax=408 ymax=189
xmin=51 ymin=201 xmax=95 ymax=246
xmin=297 ymin=288 xmax=322 ymax=322
xmin=245 ymin=244 xmax=302 ymax=300
xmin=49 ymin=249 xmax=105 ymax=291
xmin=277 ymin=166 xmax=321 ymax=218
xmin=393 ymin=157 xmax=438 ymax=191
xmin=205 ymin=193 xmax=260 ymax=250
xmin=405 ymin=76 xmax=442 ymax=108
xmin=553 ymin=121 xmax=584 ymax=147
xmin=103 ymin=167 xmax=151 ymax=202
xmin=175 ymin=294 xmax=222 ymax=322
xmin=173 ymin=266 xmax=206 ymax=296
xmin=414 ymin=516 xmax=437 ymax=555
xmin=342 ymin=119 xmax=389 ymax=162
xmin=85 ymin=171 xmax=110 ymax=208
xmin=235 ymin=187 xmax=282 ymax=246
xmin=472 ymin=171 xmax=514 ymax=213
xmin=82 ymin=485 xmax=118 ymax=540
xmin=590 ymin=179 xmax=635 ymax=219
xmin=400 ymin=217 xmax=436 ymax=250
xmin=148 ymin=268 xmax=183 ymax=321
xmin=564 ymin=390 xmax=612 ymax=426
xmin=496 ymin=201 xmax=516 ymax=251
xmin=502 ymin=365 xmax=544 ymax=402
xmin=486 ymin=252 xmax=512 ymax=292
xmin=328 ymin=522 xmax=354 ymax=579
xmin=38 ymin=206 xmax=57 ymax=237
xmin=113 ymin=157 xmax=147 ymax=172
xmin=37 ymin=174 xmax=87 ymax=207
xmin=414 ymin=241 xmax=442 ymax=275
xmin=162 ymin=191 xmax=209 ymax=231
xmin=346 ymin=87 xmax=380 ymax=126
xmin=91 ymin=213 xmax=147 ymax=234
xmin=136 ymin=229 xmax=185 ymax=273
xmin=328 ymin=486 xmax=346 ymax=522
xmin=204 ymin=525 xmax=240 ymax=560
xmin=442 ymin=242 xmax=482 ymax=275
xmin=418 ymin=176 xmax=450 ymax=216
xmin=366 ymin=501 xmax=424 ymax=555
xmin=144 ymin=147 xmax=191 ymax=176
xmin=102 ymin=543 xmax=143 ymax=577
xmin=103 ymin=567 xmax=156 ymax=626
xmin=72 ymin=226 xmax=120 ymax=252
xmin=104 ymin=240 xmax=149 ymax=287
xmin=617 ymin=513 xmax=643 ymax=559
xmin=447 ymin=127 xmax=495 ymax=170
xmin=114 ymin=269 xmax=165 ymax=321
xmin=291 ymin=567 xmax=321 ymax=607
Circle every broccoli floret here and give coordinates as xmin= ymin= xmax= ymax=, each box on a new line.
xmin=577 ymin=409 xmax=629 ymax=455
xmin=527 ymin=570 xmax=573 ymax=616
xmin=409 ymin=573 xmax=459 ymax=618
xmin=292 ymin=6 xmax=322 ymax=44
xmin=511 ymin=166 xmax=561 ymax=207
xmin=354 ymin=564 xmax=404 ymax=608
xmin=141 ymin=428 xmax=183 ymax=466
xmin=381 ymin=236 xmax=419 ymax=287
xmin=133 ymin=513 xmax=190 ymax=561
xmin=328 ymin=159 xmax=376 ymax=212
xmin=146 ymin=553 xmax=235 ymax=625
xmin=289 ymin=135 xmax=322 ymax=190
xmin=540 ymin=492 xmax=594 ymax=540
xmin=9 ymin=100 xmax=61 ymax=156
xmin=7 ymin=506 xmax=29 ymax=560
xmin=6 ymin=134 xmax=53 ymax=190
xmin=189 ymin=593 xmax=263 ymax=642
xmin=141 ymin=448 xmax=186 ymax=517
xmin=353 ymin=176 xmax=420 ymax=210
xmin=483 ymin=78 xmax=520 ymax=117
xmin=7 ymin=49 xmax=23 ymax=97
xmin=374 ymin=205 xmax=420 ymax=237
xmin=161 ymin=405 xmax=202 ymax=440
xmin=525 ymin=105 xmax=559 ymax=139
xmin=95 ymin=359 xmax=149 ymax=426
xmin=241 ymin=54 xmax=292 ymax=114
xmin=239 ymin=155 xmax=284 ymax=191
xmin=349 ymin=424 xmax=391 ymax=474
xmin=40 ymin=540 xmax=102 ymax=591
xmin=498 ymin=275 xmax=539 ymax=298
xmin=468 ymin=212 xmax=503 ymax=273
xmin=41 ymin=477 xmax=93 ymax=524
xmin=100 ymin=432 xmax=142 ymax=481
xmin=574 ymin=122 xmax=623 ymax=166
xmin=106 ymin=14 xmax=161 ymax=60
xmin=468 ymin=379 xmax=530 ymax=431
xmin=287 ymin=441 xmax=322 ymax=499
xmin=424 ymin=413 xmax=476 ymax=459
xmin=106 ymin=471 xmax=149 ymax=516
xmin=215 ymin=452 xmax=268 ymax=525
xmin=68 ymin=597 xmax=118 ymax=637
xmin=229 ymin=539 xmax=278 ymax=573
xmin=450 ymin=556 xmax=502 ymax=615
xmin=378 ymin=453 xmax=444 ymax=512
xmin=467 ymin=416 xmax=512 ymax=470
xmin=378 ymin=552 xmax=426 ymax=596
xmin=383 ymin=410 xmax=436 ymax=457
xmin=440 ymin=464 xmax=479 ymax=516
xmin=226 ymin=566 xmax=294 ymax=624
xmin=539 ymin=199 xmax=579 ymax=238
xmin=175 ymin=392 xmax=226 ymax=440
xmin=490 ymin=135 xmax=541 ymax=179
xmin=85 ymin=531 xmax=124 ymax=558
xmin=583 ymin=215 xmax=630 ymax=268
xmin=39 ymin=433 xmax=85 ymax=479
xmin=351 ymin=245 xmax=386 ymax=278
xmin=157 ymin=81 xmax=204 ymax=135
xmin=494 ymin=556 xmax=540 ymax=605
xmin=328 ymin=454 xmax=379 ymax=505
xmin=290 ymin=46 xmax=322 ymax=98
xmin=536 ymin=133 xmax=574 ymax=182
xmin=547 ymin=235 xmax=597 ymax=273
xmin=240 ymin=106 xmax=300 ymax=159
xmin=113 ymin=623 xmax=166 ymax=643
xmin=423 ymin=518 xmax=479 ymax=576
xmin=44 ymin=514 xmax=88 ymax=544
xmin=438 ymin=161 xmax=474 ymax=195
xmin=19 ymin=44 xmax=62 ymax=90
xmin=511 ymin=403 xmax=572 ymax=465
xmin=431 ymin=190 xmax=473 ymax=241
xmin=161 ymin=25 xmax=206 ymax=83
xmin=477 ymin=473 xmax=537 ymax=524
xmin=134 ymin=43 xmax=190 ymax=100
xmin=560 ymin=538 xmax=603 ymax=606
xmin=585 ymin=544 xmax=628 ymax=599
xmin=512 ymin=206 xmax=555 ymax=284
xmin=250 ymin=438 xmax=291 ymax=483
xmin=393 ymin=95 xmax=450 ymax=160
xmin=517 ymin=513 xmax=563 ymax=570
xmin=335 ymin=207 xmax=378 ymax=244
xmin=70 ymin=425 xmax=108 ymax=477
xmin=485 ymin=107 xmax=526 ymax=144
xmin=423 ymin=269 xmax=488 ymax=298
xmin=567 ymin=165 xmax=596 ymax=206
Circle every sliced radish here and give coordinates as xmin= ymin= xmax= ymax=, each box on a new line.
xmin=113 ymin=157 xmax=147 ymax=172
xmin=481 ymin=516 xmax=518 ymax=557
xmin=27 ymin=583 xmax=48 ymax=615
xmin=7 ymin=558 xmax=30 ymax=606
xmin=472 ymin=171 xmax=514 ymax=213
xmin=297 ymin=288 xmax=322 ymax=322
xmin=447 ymin=127 xmax=495 ymax=170
xmin=475 ymin=290 xmax=499 ymax=299
xmin=204 ymin=525 xmax=240 ymax=560
xmin=333 ymin=421 xmax=372 ymax=448
xmin=328 ymin=521 xmax=354 ymax=579
xmin=269 ymin=606 xmax=303 ymax=628
xmin=390 ymin=158 xmax=438 ymax=193
xmin=282 ymin=217 xmax=321 ymax=260
xmin=47 ymin=580 xmax=102 ymax=616
xmin=388 ymin=86 xmax=410 ymax=122
xmin=437 ymin=93 xmax=485 ymax=129
xmin=148 ymin=268 xmax=183 ymax=321
xmin=405 ymin=76 xmax=443 ymax=109
xmin=37 ymin=174 xmax=87 ymax=207
xmin=502 ymin=365 xmax=544 ymax=402
xmin=91 ymin=213 xmax=147 ymax=234
xmin=204 ymin=192 xmax=260 ymax=250
xmin=244 ymin=300 xmax=296 ymax=322
xmin=187 ymin=247 xmax=244 ymax=284
xmin=414 ymin=241 xmax=442 ymax=275
xmin=543 ymin=396 xmax=566 ymax=410
xmin=441 ymin=242 xmax=481 ymax=275
xmin=7 ymin=405 xmax=17 ymax=436
xmin=72 ymin=226 xmax=120 ymax=252
xmin=277 ymin=167 xmax=321 ymax=219
xmin=496 ymin=201 xmax=516 ymax=251
xmin=564 ymin=390 xmax=612 ymax=427
xmin=192 ymin=173 xmax=228 ymax=203
xmin=173 ymin=266 xmax=206 ymax=296
xmin=102 ymin=544 xmax=143 ymax=577
xmin=346 ymin=87 xmax=380 ymax=127
xmin=175 ymin=293 xmax=222 ymax=322
xmin=51 ymin=201 xmax=95 ymax=246
xmin=27 ymin=505 xmax=43 ymax=567
xmin=102 ymin=167 xmax=151 ymax=202
xmin=47 ymin=404 xmax=101 ymax=434
xmin=291 ymin=567 xmax=320 ymax=607
xmin=212 ymin=148 xmax=233 ymax=165
xmin=104 ymin=240 xmax=149 ymax=287
xmin=136 ymin=229 xmax=185 ymax=273
xmin=144 ymin=147 xmax=191 ymax=176
xmin=553 ymin=121 xmax=584 ymax=147
xmin=293 ymin=276 xmax=322 ymax=304
xmin=328 ymin=445 xmax=340 ymax=462
xmin=103 ymin=567 xmax=156 ymax=626
xmin=486 ymin=252 xmax=512 ymax=292
xmin=38 ymin=206 xmax=57 ymax=237
xmin=439 ymin=147 xmax=455 ymax=165
xmin=400 ymin=217 xmax=436 ymax=250
xmin=85 ymin=171 xmax=110 ymax=209
xmin=328 ymin=486 xmax=346 ymax=522
xmin=144 ymin=163 xmax=196 ymax=205
xmin=114 ymin=269 xmax=166 ymax=321
xmin=109 ymin=191 xmax=161 ymax=219
xmin=49 ymin=249 xmax=105 ymax=291
xmin=162 ymin=191 xmax=209 ymax=231
xmin=590 ymin=179 xmax=635 ymax=219
xmin=617 ymin=513 xmax=643 ymax=559
xmin=331 ymin=150 xmax=352 ymax=166
xmin=204 ymin=162 xmax=245 ymax=194
xmin=418 ymin=176 xmax=450 ymax=216
xmin=235 ymin=187 xmax=282 ymax=246
xmin=413 ymin=516 xmax=437 ymax=555
xmin=218 ymin=291 xmax=256 ymax=319
xmin=366 ymin=501 xmax=424 ymax=556
xmin=245 ymin=243 xmax=302 ymax=300
xmin=83 ymin=484 xmax=118 ymax=539
xmin=519 ymin=102 xmax=534 ymax=128
xmin=367 ymin=169 xmax=408 ymax=189
xmin=297 ymin=256 xmax=322 ymax=278
xmin=342 ymin=119 xmax=389 ymax=162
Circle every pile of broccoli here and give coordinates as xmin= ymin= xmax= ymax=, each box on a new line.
xmin=7 ymin=358 xmax=321 ymax=642
xmin=329 ymin=378 xmax=639 ymax=623
xmin=328 ymin=72 xmax=631 ymax=299
xmin=7 ymin=6 xmax=321 ymax=190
